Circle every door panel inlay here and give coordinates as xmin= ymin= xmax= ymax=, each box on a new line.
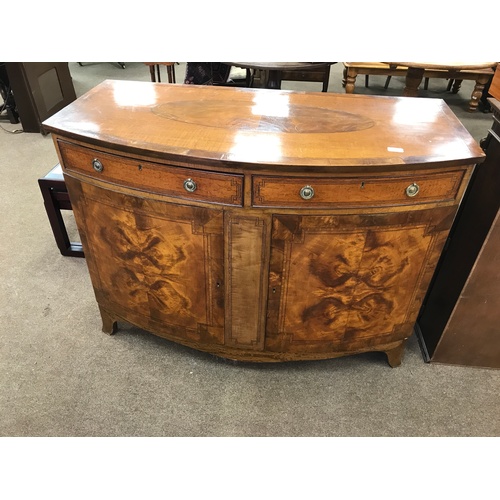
xmin=79 ymin=182 xmax=225 ymax=343
xmin=266 ymin=209 xmax=454 ymax=352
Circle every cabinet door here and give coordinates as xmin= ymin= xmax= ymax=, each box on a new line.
xmin=66 ymin=176 xmax=225 ymax=345
xmin=266 ymin=207 xmax=456 ymax=354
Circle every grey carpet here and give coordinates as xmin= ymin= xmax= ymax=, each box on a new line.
xmin=1 ymin=62 xmax=499 ymax=437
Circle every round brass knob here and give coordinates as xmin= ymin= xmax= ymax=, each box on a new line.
xmin=92 ymin=158 xmax=103 ymax=173
xmin=300 ymin=185 xmax=315 ymax=200
xmin=405 ymin=182 xmax=419 ymax=197
xmin=183 ymin=178 xmax=197 ymax=193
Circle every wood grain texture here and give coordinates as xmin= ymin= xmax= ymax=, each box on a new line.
xmin=253 ymin=170 xmax=465 ymax=208
xmin=266 ymin=208 xmax=455 ymax=354
xmin=489 ymin=66 xmax=500 ymax=100
xmin=43 ymin=80 xmax=484 ymax=170
xmin=67 ymin=175 xmax=225 ymax=345
xmin=46 ymin=83 xmax=483 ymax=366
xmin=225 ymin=213 xmax=270 ymax=348
xmin=58 ymin=139 xmax=243 ymax=206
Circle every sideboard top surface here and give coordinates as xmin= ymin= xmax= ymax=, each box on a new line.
xmin=42 ymin=79 xmax=484 ymax=170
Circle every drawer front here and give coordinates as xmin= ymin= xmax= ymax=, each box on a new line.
xmin=58 ymin=140 xmax=243 ymax=206
xmin=252 ymin=171 xmax=466 ymax=208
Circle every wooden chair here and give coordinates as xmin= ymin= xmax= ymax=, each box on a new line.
xmin=38 ymin=164 xmax=84 ymax=258
xmin=344 ymin=63 xmax=410 ymax=92
xmin=144 ymin=63 xmax=176 ymax=83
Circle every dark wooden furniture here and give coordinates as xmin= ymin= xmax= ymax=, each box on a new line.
xmin=231 ymin=62 xmax=333 ymax=91
xmin=42 ymin=81 xmax=484 ymax=367
xmin=144 ymin=63 xmax=176 ymax=83
xmin=38 ymin=164 xmax=84 ymax=258
xmin=5 ymin=63 xmax=76 ymax=133
xmin=416 ymin=98 xmax=500 ymax=368
xmin=78 ymin=63 xmax=126 ymax=69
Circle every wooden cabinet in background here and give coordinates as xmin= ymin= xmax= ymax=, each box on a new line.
xmin=42 ymin=81 xmax=484 ymax=367
xmin=6 ymin=62 xmax=76 ymax=133
xmin=417 ymin=98 xmax=500 ymax=368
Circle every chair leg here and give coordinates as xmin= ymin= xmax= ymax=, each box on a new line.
xmin=384 ymin=76 xmax=392 ymax=89
xmin=365 ymin=75 xmax=369 ymax=87
xmin=322 ymin=67 xmax=330 ymax=92
xmin=452 ymin=79 xmax=463 ymax=94
xmin=424 ymin=77 xmax=429 ymax=90
xmin=344 ymin=69 xmax=357 ymax=93
xmin=166 ymin=65 xmax=176 ymax=83
xmin=469 ymin=76 xmax=490 ymax=112
xmin=149 ymin=65 xmax=156 ymax=82
xmin=38 ymin=178 xmax=84 ymax=258
xmin=246 ymin=69 xmax=255 ymax=87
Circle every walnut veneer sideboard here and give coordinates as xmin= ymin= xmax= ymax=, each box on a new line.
xmin=42 ymin=80 xmax=485 ymax=367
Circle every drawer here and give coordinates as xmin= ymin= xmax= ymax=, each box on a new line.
xmin=252 ymin=171 xmax=466 ymax=208
xmin=57 ymin=140 xmax=243 ymax=206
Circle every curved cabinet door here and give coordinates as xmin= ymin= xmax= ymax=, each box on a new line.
xmin=266 ymin=207 xmax=456 ymax=355
xmin=65 ymin=176 xmax=225 ymax=346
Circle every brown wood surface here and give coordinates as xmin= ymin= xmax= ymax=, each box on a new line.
xmin=44 ymin=82 xmax=484 ymax=366
xmin=392 ymin=62 xmax=496 ymax=71
xmin=43 ymin=80 xmax=484 ymax=170
xmin=489 ymin=65 xmax=500 ymax=100
xmin=266 ymin=208 xmax=455 ymax=354
xmin=344 ymin=62 xmax=496 ymax=112
xmin=431 ymin=209 xmax=500 ymax=368
xmin=252 ymin=170 xmax=465 ymax=208
xmin=65 ymin=176 xmax=225 ymax=345
xmin=58 ymin=139 xmax=244 ymax=206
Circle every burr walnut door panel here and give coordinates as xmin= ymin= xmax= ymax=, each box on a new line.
xmin=66 ymin=176 xmax=225 ymax=345
xmin=266 ymin=207 xmax=457 ymax=354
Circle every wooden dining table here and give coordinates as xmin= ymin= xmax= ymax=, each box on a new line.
xmin=391 ymin=62 xmax=497 ymax=111
xmin=229 ymin=62 xmax=335 ymax=91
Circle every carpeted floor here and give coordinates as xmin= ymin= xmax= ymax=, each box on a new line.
xmin=0 ymin=62 xmax=499 ymax=439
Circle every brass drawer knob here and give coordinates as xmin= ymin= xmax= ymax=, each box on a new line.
xmin=300 ymin=185 xmax=315 ymax=200
xmin=405 ymin=182 xmax=420 ymax=197
xmin=183 ymin=178 xmax=197 ymax=193
xmin=92 ymin=158 xmax=103 ymax=173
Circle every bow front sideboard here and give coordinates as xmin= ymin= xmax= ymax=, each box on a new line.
xmin=42 ymin=80 xmax=484 ymax=367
